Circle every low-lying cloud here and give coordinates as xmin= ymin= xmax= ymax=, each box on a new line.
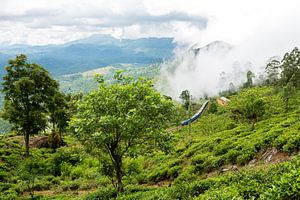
xmin=157 ymin=0 xmax=300 ymax=99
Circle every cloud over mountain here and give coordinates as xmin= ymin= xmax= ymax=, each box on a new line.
xmin=0 ymin=0 xmax=207 ymax=45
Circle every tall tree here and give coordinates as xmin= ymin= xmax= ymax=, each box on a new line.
xmin=282 ymin=82 xmax=296 ymax=111
xmin=1 ymin=55 xmax=59 ymax=157
xmin=280 ymin=47 xmax=300 ymax=88
xmin=229 ymin=89 xmax=266 ymax=130
xmin=265 ymin=58 xmax=281 ymax=85
xmin=243 ymin=70 xmax=255 ymax=88
xmin=179 ymin=90 xmax=191 ymax=110
xmin=69 ymin=72 xmax=174 ymax=192
xmin=48 ymin=92 xmax=70 ymax=150
xmin=179 ymin=90 xmax=192 ymax=133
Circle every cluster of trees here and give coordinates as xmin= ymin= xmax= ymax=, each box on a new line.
xmin=266 ymin=47 xmax=300 ymax=88
xmin=1 ymin=56 xmax=174 ymax=193
xmin=265 ymin=47 xmax=300 ymax=109
xmin=228 ymin=47 xmax=300 ymax=130
xmin=1 ymin=55 xmax=70 ymax=157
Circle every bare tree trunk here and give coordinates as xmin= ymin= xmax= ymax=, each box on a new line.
xmin=24 ymin=132 xmax=30 ymax=157
xmin=115 ymin=163 xmax=123 ymax=193
xmin=251 ymin=118 xmax=255 ymax=131
xmin=285 ymin=98 xmax=289 ymax=112
xmin=111 ymin=152 xmax=124 ymax=193
xmin=58 ymin=128 xmax=64 ymax=147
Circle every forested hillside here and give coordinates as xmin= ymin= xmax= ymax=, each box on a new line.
xmin=0 ymin=35 xmax=175 ymax=77
xmin=1 ymin=85 xmax=299 ymax=200
xmin=0 ymin=47 xmax=300 ymax=199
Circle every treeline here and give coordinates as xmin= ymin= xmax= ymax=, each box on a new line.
xmin=1 ymin=55 xmax=82 ymax=156
xmin=177 ymin=47 xmax=300 ymax=131
xmin=0 ymin=55 xmax=174 ymax=193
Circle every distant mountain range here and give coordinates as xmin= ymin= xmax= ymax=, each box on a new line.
xmin=0 ymin=34 xmax=176 ymax=77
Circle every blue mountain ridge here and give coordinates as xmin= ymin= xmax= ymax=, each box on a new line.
xmin=0 ymin=34 xmax=176 ymax=76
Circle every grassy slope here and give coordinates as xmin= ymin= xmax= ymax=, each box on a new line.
xmin=1 ymin=86 xmax=300 ymax=200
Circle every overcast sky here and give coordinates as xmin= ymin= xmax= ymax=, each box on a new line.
xmin=0 ymin=0 xmax=299 ymax=45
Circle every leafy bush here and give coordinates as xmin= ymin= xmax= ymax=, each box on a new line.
xmin=61 ymin=180 xmax=80 ymax=191
xmin=84 ymin=187 xmax=117 ymax=200
xmin=261 ymin=167 xmax=300 ymax=199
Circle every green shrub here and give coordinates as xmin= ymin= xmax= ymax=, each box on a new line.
xmin=33 ymin=179 xmax=52 ymax=191
xmin=168 ymin=165 xmax=181 ymax=180
xmin=196 ymin=187 xmax=239 ymax=200
xmin=70 ymin=166 xmax=84 ymax=180
xmin=282 ymin=133 xmax=300 ymax=152
xmin=236 ymin=146 xmax=256 ymax=165
xmin=261 ymin=167 xmax=300 ymax=199
xmin=170 ymin=180 xmax=212 ymax=199
xmin=174 ymin=166 xmax=197 ymax=184
xmin=125 ymin=158 xmax=143 ymax=177
xmin=201 ymin=156 xmax=225 ymax=172
xmin=84 ymin=187 xmax=117 ymax=200
xmin=147 ymin=167 xmax=168 ymax=183
xmin=61 ymin=180 xmax=80 ymax=191
xmin=0 ymin=188 xmax=19 ymax=200
xmin=96 ymin=176 xmax=111 ymax=186
xmin=225 ymin=149 xmax=240 ymax=164
xmin=118 ymin=187 xmax=170 ymax=200
xmin=214 ymin=140 xmax=234 ymax=156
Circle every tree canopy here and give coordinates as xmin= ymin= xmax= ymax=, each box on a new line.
xmin=179 ymin=90 xmax=191 ymax=110
xmin=69 ymin=72 xmax=174 ymax=192
xmin=280 ymin=47 xmax=300 ymax=88
xmin=1 ymin=54 xmax=60 ymax=156
xmin=229 ymin=89 xmax=266 ymax=130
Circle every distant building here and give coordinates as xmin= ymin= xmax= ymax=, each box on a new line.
xmin=217 ymin=97 xmax=231 ymax=106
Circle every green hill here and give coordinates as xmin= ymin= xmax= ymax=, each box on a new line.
xmin=0 ymin=35 xmax=175 ymax=77
xmin=1 ymin=85 xmax=300 ymax=200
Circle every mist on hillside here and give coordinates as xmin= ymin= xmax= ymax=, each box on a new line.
xmin=156 ymin=3 xmax=300 ymax=100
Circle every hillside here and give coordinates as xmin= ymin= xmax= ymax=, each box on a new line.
xmin=1 ymin=85 xmax=300 ymax=200
xmin=0 ymin=35 xmax=175 ymax=77
xmin=57 ymin=63 xmax=161 ymax=93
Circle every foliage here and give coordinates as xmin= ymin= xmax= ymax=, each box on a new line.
xmin=243 ymin=70 xmax=255 ymax=88
xmin=48 ymin=92 xmax=71 ymax=150
xmin=0 ymin=48 xmax=300 ymax=199
xmin=229 ymin=88 xmax=266 ymax=129
xmin=1 ymin=55 xmax=59 ymax=156
xmin=69 ymin=72 xmax=174 ymax=192
xmin=265 ymin=58 xmax=281 ymax=85
xmin=84 ymin=187 xmax=117 ymax=200
xmin=18 ymin=157 xmax=46 ymax=198
xmin=0 ymin=84 xmax=300 ymax=199
xmin=179 ymin=90 xmax=191 ymax=110
xmin=280 ymin=47 xmax=300 ymax=88
xmin=0 ymin=117 xmax=11 ymax=134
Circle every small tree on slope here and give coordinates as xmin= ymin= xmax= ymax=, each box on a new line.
xmin=229 ymin=89 xmax=266 ymax=130
xmin=1 ymin=55 xmax=59 ymax=157
xmin=69 ymin=72 xmax=174 ymax=192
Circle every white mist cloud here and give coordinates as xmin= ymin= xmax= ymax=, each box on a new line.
xmin=1 ymin=0 xmax=300 ymax=98
xmin=157 ymin=0 xmax=300 ymax=99
xmin=0 ymin=0 xmax=207 ymax=45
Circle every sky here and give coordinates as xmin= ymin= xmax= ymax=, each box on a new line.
xmin=1 ymin=0 xmax=300 ymax=98
xmin=1 ymin=0 xmax=298 ymax=46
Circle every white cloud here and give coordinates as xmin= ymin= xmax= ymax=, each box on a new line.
xmin=154 ymin=0 xmax=300 ymax=99
xmin=1 ymin=0 xmax=300 ymax=99
xmin=1 ymin=0 xmax=299 ymax=45
xmin=0 ymin=0 xmax=207 ymax=44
